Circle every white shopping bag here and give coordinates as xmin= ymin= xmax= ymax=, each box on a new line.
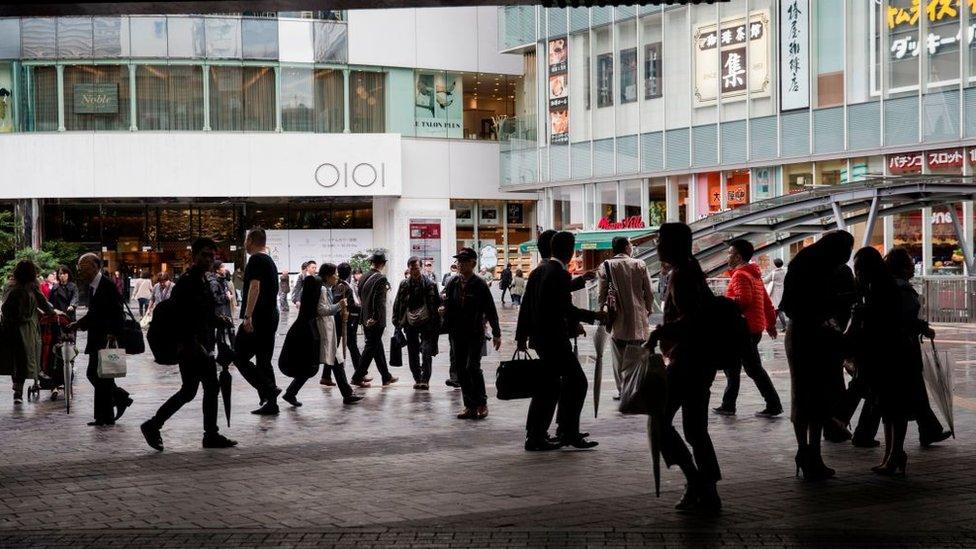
xmin=139 ymin=310 xmax=153 ymax=329
xmin=97 ymin=345 xmax=128 ymax=379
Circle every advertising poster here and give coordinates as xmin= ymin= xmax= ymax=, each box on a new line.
xmin=480 ymin=204 xmax=500 ymax=226
xmin=547 ymin=37 xmax=569 ymax=145
xmin=644 ymin=42 xmax=663 ymax=100
xmin=597 ymin=53 xmax=614 ymax=108
xmin=409 ymin=219 xmax=442 ymax=271
xmin=694 ymin=11 xmax=770 ymax=105
xmin=620 ymin=48 xmax=638 ymax=104
xmin=506 ymin=203 xmax=524 ymax=226
xmin=455 ymin=203 xmax=474 ymax=227
xmin=260 ymin=229 xmax=373 ymax=273
xmin=415 ymin=71 xmax=463 ymax=138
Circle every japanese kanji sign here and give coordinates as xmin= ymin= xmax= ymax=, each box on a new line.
xmin=779 ymin=0 xmax=809 ymax=111
xmin=694 ymin=10 xmax=770 ymax=105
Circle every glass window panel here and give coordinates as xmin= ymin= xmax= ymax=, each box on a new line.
xmin=242 ymin=18 xmax=279 ymax=60
xmin=22 ymin=65 xmax=58 ymax=131
xmin=21 ymin=18 xmax=57 ymax=59
xmin=93 ymin=17 xmax=128 ymax=57
xmin=206 ymin=17 xmax=242 ymax=59
xmin=621 ymin=179 xmax=642 ymax=220
xmin=349 ymin=70 xmax=385 ymax=133
xmin=784 ymin=162 xmax=814 ymax=194
xmin=167 ymin=16 xmax=205 ymax=58
xmin=130 ymin=16 xmax=168 ymax=57
xmin=639 ymin=11 xmax=664 ymax=134
xmin=568 ymin=31 xmax=591 ymax=143
xmin=725 ymin=169 xmax=750 ymax=209
xmin=648 ymin=178 xmax=667 ymax=226
xmin=136 ymin=65 xmax=204 ymax=130
xmin=553 ymin=186 xmax=584 ymax=230
xmin=57 ymin=17 xmax=93 ymax=59
xmin=616 ymin=17 xmax=638 ymax=136
xmin=63 ymin=65 xmax=131 ymax=131
xmin=243 ymin=66 xmax=275 ymax=131
xmin=314 ymin=21 xmax=348 ymax=63
xmin=597 ymin=182 xmax=617 ymax=223
xmin=846 ymin=1 xmax=880 ymax=103
xmin=281 ymin=67 xmax=314 ymax=131
xmin=584 ymin=184 xmax=596 ymax=228
xmin=887 ymin=0 xmax=919 ymax=91
xmin=926 ymin=0 xmax=960 ymax=85
xmin=813 ymin=0 xmax=844 ymax=106
xmin=209 ymin=66 xmax=243 ymax=131
xmin=314 ymin=68 xmax=343 ymax=133
xmin=0 ymin=19 xmax=20 ymax=58
xmin=816 ymin=159 xmax=847 ymax=186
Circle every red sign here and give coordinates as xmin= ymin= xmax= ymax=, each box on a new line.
xmin=597 ymin=215 xmax=646 ymax=230
xmin=888 ymin=152 xmax=923 ymax=174
xmin=927 ymin=148 xmax=964 ymax=170
xmin=409 ymin=222 xmax=440 ymax=239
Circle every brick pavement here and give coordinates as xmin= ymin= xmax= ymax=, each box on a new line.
xmin=1 ymin=299 xmax=975 ymax=547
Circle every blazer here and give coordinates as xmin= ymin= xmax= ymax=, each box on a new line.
xmin=530 ymin=259 xmax=598 ymax=351
xmin=77 ymin=275 xmax=123 ymax=354
xmin=516 ymin=259 xmax=591 ymax=347
xmin=598 ymin=255 xmax=654 ymax=342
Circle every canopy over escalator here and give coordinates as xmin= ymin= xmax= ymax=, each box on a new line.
xmin=518 ymin=228 xmax=655 ymax=253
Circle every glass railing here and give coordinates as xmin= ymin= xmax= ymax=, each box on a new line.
xmin=499 ymin=115 xmax=539 ymax=186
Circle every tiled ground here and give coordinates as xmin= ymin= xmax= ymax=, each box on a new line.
xmin=1 ymin=297 xmax=975 ymax=548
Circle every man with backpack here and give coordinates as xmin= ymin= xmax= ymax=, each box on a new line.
xmin=140 ymin=238 xmax=237 ymax=451
xmin=713 ymin=239 xmax=783 ymax=418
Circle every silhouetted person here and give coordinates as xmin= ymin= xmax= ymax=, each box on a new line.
xmin=140 ymin=238 xmax=237 ymax=451
xmin=4 ymin=260 xmax=53 ymax=404
xmin=440 ymin=247 xmax=500 ymax=420
xmin=647 ymin=222 xmax=721 ymax=514
xmin=714 ymin=239 xmax=782 ymax=418
xmin=280 ymin=274 xmax=327 ymax=407
xmin=353 ymin=252 xmax=398 ymax=387
xmin=235 ymin=228 xmax=282 ymax=416
xmin=318 ymin=263 xmax=362 ymax=405
xmin=392 ymin=256 xmax=441 ymax=390
xmin=499 ymin=263 xmax=513 ymax=304
xmin=779 ymin=230 xmax=855 ymax=481
xmin=72 ymin=253 xmax=132 ymax=426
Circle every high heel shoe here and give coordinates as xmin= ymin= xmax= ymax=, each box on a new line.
xmin=795 ymin=447 xmax=835 ymax=481
xmin=873 ymin=451 xmax=907 ymax=477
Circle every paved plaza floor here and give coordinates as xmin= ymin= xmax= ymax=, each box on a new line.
xmin=1 ymin=300 xmax=976 ymax=547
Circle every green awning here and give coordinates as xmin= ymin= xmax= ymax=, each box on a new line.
xmin=518 ymin=229 xmax=655 ymax=253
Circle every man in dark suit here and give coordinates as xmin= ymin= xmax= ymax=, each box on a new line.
xmin=518 ymin=231 xmax=603 ymax=450
xmin=71 ymin=253 xmax=132 ymax=426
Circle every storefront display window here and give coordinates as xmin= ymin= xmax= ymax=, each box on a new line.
xmin=648 ymin=178 xmax=666 ymax=226
xmin=63 ymin=65 xmax=131 ymax=131
xmin=460 ymin=73 xmax=519 ymax=141
xmin=725 ymin=169 xmax=750 ymax=209
xmin=136 ymin=65 xmax=204 ymax=131
xmin=350 ymin=70 xmax=385 ymax=133
xmin=597 ymin=182 xmax=617 ymax=226
xmin=208 ymin=66 xmax=275 ymax=131
xmin=784 ymin=163 xmax=814 ymax=194
xmin=553 ymin=186 xmax=584 ymax=230
xmin=22 ymin=65 xmax=58 ymax=131
xmin=281 ymin=67 xmax=315 ymax=132
xmin=696 ymin=172 xmax=721 ymax=215
xmin=816 ymin=159 xmax=847 ymax=186
xmin=313 ymin=69 xmax=344 ymax=133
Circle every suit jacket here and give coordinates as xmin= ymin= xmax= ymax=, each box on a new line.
xmin=598 ymin=255 xmax=654 ymax=341
xmin=530 ymin=259 xmax=598 ymax=351
xmin=78 ymin=275 xmax=124 ymax=354
xmin=358 ymin=270 xmax=389 ymax=329
xmin=516 ymin=259 xmax=591 ymax=347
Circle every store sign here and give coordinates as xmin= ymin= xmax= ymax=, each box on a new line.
xmin=884 ymin=0 xmax=976 ymax=61
xmin=548 ymin=37 xmax=569 ymax=145
xmin=73 ymin=84 xmax=119 ymax=114
xmin=597 ymin=215 xmax=645 ymax=230
xmin=779 ymin=0 xmax=810 ymax=111
xmin=887 ymin=152 xmax=924 ymax=174
xmin=409 ymin=219 xmax=442 ymax=272
xmin=927 ymin=148 xmax=965 ymax=170
xmin=414 ymin=72 xmax=463 ymax=138
xmin=694 ymin=10 xmax=770 ymax=105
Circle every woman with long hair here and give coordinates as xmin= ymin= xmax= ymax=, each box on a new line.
xmin=279 ymin=273 xmax=325 ymax=407
xmin=2 ymin=260 xmax=54 ymax=404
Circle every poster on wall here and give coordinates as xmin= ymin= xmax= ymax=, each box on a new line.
xmin=620 ymin=48 xmax=638 ymax=104
xmin=597 ymin=53 xmax=614 ymax=108
xmin=547 ymin=37 xmax=569 ymax=145
xmin=779 ymin=0 xmax=810 ymax=111
xmin=644 ymin=42 xmax=663 ymax=100
xmin=480 ymin=204 xmax=500 ymax=226
xmin=415 ymin=71 xmax=463 ymax=138
xmin=0 ymin=65 xmax=13 ymax=133
xmin=262 ymin=229 xmax=373 ymax=272
xmin=455 ymin=203 xmax=474 ymax=227
xmin=693 ymin=10 xmax=770 ymax=105
xmin=506 ymin=203 xmax=524 ymax=226
xmin=409 ymin=219 xmax=442 ymax=272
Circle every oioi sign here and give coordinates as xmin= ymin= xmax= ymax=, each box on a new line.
xmin=314 ymin=162 xmax=388 ymax=190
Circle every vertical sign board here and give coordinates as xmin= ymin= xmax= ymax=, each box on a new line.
xmin=779 ymin=0 xmax=810 ymax=111
xmin=409 ymin=219 xmax=442 ymax=274
xmin=547 ymin=37 xmax=569 ymax=145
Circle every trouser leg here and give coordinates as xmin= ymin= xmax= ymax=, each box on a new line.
xmin=285 ymin=376 xmax=309 ymax=399
xmin=853 ymin=399 xmax=883 ymax=441
xmin=555 ymin=351 xmax=588 ymax=439
xmin=610 ymin=339 xmax=625 ymax=393
xmin=233 ymin=329 xmax=274 ymax=401
xmin=199 ymin=357 xmax=219 ymax=434
xmin=720 ymin=363 xmax=742 ymax=411
xmin=148 ymin=352 xmax=203 ymax=428
xmin=454 ymin=337 xmax=485 ymax=409
xmin=405 ymin=327 xmax=422 ymax=383
xmin=660 ymin=364 xmax=695 ymax=473
xmin=356 ymin=326 xmax=389 ymax=382
xmin=331 ymin=363 xmax=353 ymax=398
xmin=741 ymin=333 xmax=781 ymax=410
xmin=448 ymin=343 xmax=458 ymax=383
xmin=527 ymin=347 xmax=561 ymax=440
xmin=682 ymin=368 xmax=721 ymax=483
xmin=86 ymin=353 xmax=117 ymax=423
xmin=420 ymin=336 xmax=433 ymax=384
xmin=255 ymin=315 xmax=278 ymax=391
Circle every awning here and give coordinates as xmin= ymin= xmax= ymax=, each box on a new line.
xmin=518 ymin=229 xmax=655 ymax=253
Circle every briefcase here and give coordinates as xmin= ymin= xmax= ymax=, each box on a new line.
xmin=389 ymin=327 xmax=405 ymax=367
xmin=119 ymin=303 xmax=145 ymax=355
xmin=496 ymin=350 xmax=542 ymax=400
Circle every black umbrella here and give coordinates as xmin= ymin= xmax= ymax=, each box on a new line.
xmin=216 ymin=328 xmax=235 ymax=427
xmin=219 ymin=365 xmax=232 ymax=427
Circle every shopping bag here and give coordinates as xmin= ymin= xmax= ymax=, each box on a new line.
xmin=97 ymin=344 xmax=128 ymax=378
xmin=389 ymin=327 xmax=405 ymax=367
xmin=618 ymin=345 xmax=667 ymax=416
xmin=139 ymin=310 xmax=153 ymax=329
xmin=496 ymin=350 xmax=543 ymax=400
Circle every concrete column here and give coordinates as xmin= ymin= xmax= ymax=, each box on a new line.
xmin=202 ymin=64 xmax=211 ymax=131
xmin=883 ymin=215 xmax=895 ymax=253
xmin=274 ymin=65 xmax=282 ymax=132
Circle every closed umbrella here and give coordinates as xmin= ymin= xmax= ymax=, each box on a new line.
xmin=592 ymin=325 xmax=608 ymax=418
xmin=922 ymin=338 xmax=955 ymax=437
xmin=216 ymin=328 xmax=235 ymax=427
xmin=61 ymin=341 xmax=75 ymax=414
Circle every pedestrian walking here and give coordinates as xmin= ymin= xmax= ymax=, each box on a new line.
xmin=49 ymin=266 xmax=79 ymax=321
xmin=352 ymin=251 xmax=398 ymax=387
xmin=499 ymin=263 xmax=513 ymax=304
xmin=132 ymin=272 xmax=153 ymax=317
xmin=280 ymin=274 xmax=327 ymax=408
xmin=291 ymin=261 xmax=318 ymax=310
xmin=713 ymin=239 xmax=783 ymax=418
xmin=147 ymin=272 xmax=172 ymax=316
xmin=209 ymin=261 xmax=234 ymax=319
xmin=317 ymin=263 xmax=363 ymax=404
xmin=779 ymin=230 xmax=856 ymax=481
xmin=510 ymin=269 xmax=526 ymax=306
xmin=3 ymin=260 xmax=54 ymax=404
xmin=442 ymin=264 xmax=458 ymax=288
xmin=140 ymin=238 xmax=237 ymax=451
xmin=234 ymin=228 xmax=282 ymax=416
xmin=763 ymin=258 xmax=788 ymax=330
xmin=440 ymin=247 xmax=501 ymax=420
xmin=323 ymin=263 xmax=361 ymax=387
xmin=422 ymin=261 xmax=438 ymax=286
xmin=392 ymin=256 xmax=441 ymax=390
xmin=279 ymin=270 xmax=291 ymax=313
xmin=71 ymin=253 xmax=133 ymax=426
xmin=598 ymin=236 xmax=655 ymax=400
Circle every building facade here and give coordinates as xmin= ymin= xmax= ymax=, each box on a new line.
xmin=498 ymin=1 xmax=976 ymax=274
xmin=0 ymin=8 xmax=535 ymax=283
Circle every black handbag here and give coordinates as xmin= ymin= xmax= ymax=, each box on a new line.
xmin=216 ymin=327 xmax=236 ymax=368
xmin=119 ymin=301 xmax=145 ymax=355
xmin=496 ymin=350 xmax=543 ymax=400
xmin=389 ymin=327 xmax=405 ymax=367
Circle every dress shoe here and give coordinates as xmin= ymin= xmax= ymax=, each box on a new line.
xmin=87 ymin=420 xmax=109 ymax=427
xmin=475 ymin=405 xmax=489 ymax=419
xmin=283 ymin=394 xmax=302 ymax=407
xmin=612 ymin=394 xmax=621 ymax=401
xmin=140 ymin=422 xmax=163 ymax=451
xmin=343 ymin=395 xmax=364 ymax=405
xmin=363 ymin=376 xmax=374 ymax=383
xmin=412 ymin=383 xmax=421 ymax=390
xmin=202 ymin=433 xmax=238 ymax=449
xmin=383 ymin=377 xmax=399 ymax=387
xmin=548 ymin=432 xmax=589 ymax=444
xmin=755 ymin=406 xmax=782 ymax=418
xmin=251 ymin=402 xmax=280 ymax=415
xmin=456 ymin=408 xmax=475 ymax=419
xmin=920 ymin=431 xmax=952 ymax=448
xmin=697 ymin=483 xmax=722 ymax=515
xmin=445 ymin=379 xmax=460 ymax=388
xmin=712 ymin=406 xmax=735 ymax=416
xmin=674 ymin=483 xmax=698 ymax=512
xmin=852 ymin=437 xmax=881 ymax=448
xmin=525 ymin=439 xmax=562 ymax=451
xmin=319 ymin=378 xmax=336 ymax=387
xmin=352 ymin=379 xmax=372 ymax=388
xmin=114 ymin=396 xmax=134 ymax=421
xmin=419 ymin=383 xmax=429 ymax=390
xmin=560 ymin=435 xmax=598 ymax=449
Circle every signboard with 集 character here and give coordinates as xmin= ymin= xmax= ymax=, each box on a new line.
xmin=693 ymin=10 xmax=770 ymax=106
xmin=73 ymin=84 xmax=119 ymax=114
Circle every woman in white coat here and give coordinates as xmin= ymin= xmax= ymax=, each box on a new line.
xmin=763 ymin=257 xmax=788 ymax=329
xmin=317 ymin=263 xmax=363 ymax=405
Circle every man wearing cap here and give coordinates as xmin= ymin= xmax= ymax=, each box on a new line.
xmin=352 ymin=251 xmax=398 ymax=387
xmin=440 ymin=247 xmax=501 ymax=420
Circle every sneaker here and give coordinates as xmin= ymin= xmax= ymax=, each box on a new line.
xmin=413 ymin=383 xmax=421 ymax=390
xmin=202 ymin=433 xmax=238 ymax=449
xmin=712 ymin=406 xmax=735 ymax=416
xmin=755 ymin=407 xmax=783 ymax=418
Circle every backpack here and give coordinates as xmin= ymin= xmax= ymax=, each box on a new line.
xmin=146 ymin=298 xmax=180 ymax=365
xmin=702 ymin=295 xmax=752 ymax=372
